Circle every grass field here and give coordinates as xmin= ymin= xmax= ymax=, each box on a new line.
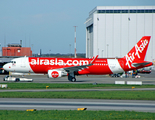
xmin=0 ymin=110 xmax=155 ymax=120
xmin=0 ymin=83 xmax=155 ymax=89
xmin=0 ymin=90 xmax=155 ymax=100
xmin=0 ymin=83 xmax=155 ymax=100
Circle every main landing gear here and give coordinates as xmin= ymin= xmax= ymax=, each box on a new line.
xmin=68 ymin=72 xmax=76 ymax=82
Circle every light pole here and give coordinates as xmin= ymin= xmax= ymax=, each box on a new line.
xmin=0 ymin=43 xmax=1 ymax=56
xmin=102 ymin=50 xmax=104 ymax=58
xmin=74 ymin=26 xmax=77 ymax=58
xmin=49 ymin=50 xmax=51 ymax=57
xmin=107 ymin=44 xmax=109 ymax=58
xmin=31 ymin=44 xmax=33 ymax=57
xmin=69 ymin=44 xmax=71 ymax=57
xmin=98 ymin=48 xmax=99 ymax=56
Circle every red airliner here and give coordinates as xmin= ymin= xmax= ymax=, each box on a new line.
xmin=3 ymin=36 xmax=153 ymax=82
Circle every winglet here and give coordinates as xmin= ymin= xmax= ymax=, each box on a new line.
xmin=90 ymin=55 xmax=98 ymax=64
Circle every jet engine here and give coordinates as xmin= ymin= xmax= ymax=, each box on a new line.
xmin=48 ymin=70 xmax=67 ymax=78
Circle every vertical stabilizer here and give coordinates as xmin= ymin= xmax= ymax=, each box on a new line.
xmin=124 ymin=36 xmax=151 ymax=68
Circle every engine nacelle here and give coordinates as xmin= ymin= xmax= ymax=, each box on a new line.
xmin=48 ymin=70 xmax=67 ymax=78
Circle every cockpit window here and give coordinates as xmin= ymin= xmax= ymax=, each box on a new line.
xmin=9 ymin=61 xmax=16 ymax=63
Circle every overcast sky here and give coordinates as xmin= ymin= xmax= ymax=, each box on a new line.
xmin=0 ymin=0 xmax=155 ymax=54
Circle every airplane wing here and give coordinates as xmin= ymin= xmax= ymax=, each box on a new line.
xmin=132 ymin=61 xmax=153 ymax=67
xmin=63 ymin=55 xmax=98 ymax=72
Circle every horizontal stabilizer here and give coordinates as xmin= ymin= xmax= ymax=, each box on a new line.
xmin=132 ymin=61 xmax=153 ymax=67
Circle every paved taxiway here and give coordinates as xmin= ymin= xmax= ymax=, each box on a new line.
xmin=0 ymin=88 xmax=155 ymax=92
xmin=0 ymin=98 xmax=155 ymax=112
xmin=0 ymin=70 xmax=155 ymax=84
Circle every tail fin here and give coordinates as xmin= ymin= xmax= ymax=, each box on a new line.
xmin=124 ymin=36 xmax=151 ymax=68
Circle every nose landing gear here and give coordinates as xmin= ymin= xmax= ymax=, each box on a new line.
xmin=68 ymin=72 xmax=76 ymax=82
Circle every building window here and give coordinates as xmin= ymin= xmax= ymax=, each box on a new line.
xmin=130 ymin=10 xmax=137 ymax=13
xmin=145 ymin=10 xmax=152 ymax=13
xmin=137 ymin=10 xmax=144 ymax=13
xmin=97 ymin=9 xmax=155 ymax=14
xmin=122 ymin=10 xmax=128 ymax=13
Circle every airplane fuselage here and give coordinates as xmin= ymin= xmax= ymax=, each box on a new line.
xmin=3 ymin=36 xmax=153 ymax=82
xmin=4 ymin=57 xmax=149 ymax=75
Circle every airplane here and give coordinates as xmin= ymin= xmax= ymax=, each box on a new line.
xmin=3 ymin=36 xmax=153 ymax=82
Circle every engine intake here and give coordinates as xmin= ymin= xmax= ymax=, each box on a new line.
xmin=48 ymin=70 xmax=67 ymax=78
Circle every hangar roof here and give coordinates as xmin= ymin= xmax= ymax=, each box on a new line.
xmin=89 ymin=6 xmax=155 ymax=15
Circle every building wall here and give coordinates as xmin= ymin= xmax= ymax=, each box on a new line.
xmin=86 ymin=6 xmax=155 ymax=62
xmin=2 ymin=47 xmax=32 ymax=56
xmin=86 ymin=24 xmax=93 ymax=58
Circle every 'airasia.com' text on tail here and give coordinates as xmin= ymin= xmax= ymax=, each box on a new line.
xmin=121 ymin=36 xmax=152 ymax=70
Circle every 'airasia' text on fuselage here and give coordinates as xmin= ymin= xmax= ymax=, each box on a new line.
xmin=29 ymin=58 xmax=89 ymax=66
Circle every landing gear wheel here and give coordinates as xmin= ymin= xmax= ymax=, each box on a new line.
xmin=71 ymin=77 xmax=76 ymax=82
xmin=15 ymin=78 xmax=20 ymax=82
xmin=68 ymin=72 xmax=76 ymax=82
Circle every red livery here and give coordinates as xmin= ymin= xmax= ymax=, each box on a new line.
xmin=3 ymin=36 xmax=153 ymax=82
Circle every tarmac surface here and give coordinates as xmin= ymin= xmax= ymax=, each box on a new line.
xmin=0 ymin=70 xmax=155 ymax=112
xmin=0 ymin=70 xmax=155 ymax=84
xmin=0 ymin=98 xmax=155 ymax=112
xmin=0 ymin=88 xmax=155 ymax=92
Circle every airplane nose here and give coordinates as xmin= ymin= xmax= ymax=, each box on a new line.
xmin=3 ymin=64 xmax=10 ymax=71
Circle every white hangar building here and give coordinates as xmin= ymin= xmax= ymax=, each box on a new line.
xmin=85 ymin=6 xmax=155 ymax=62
